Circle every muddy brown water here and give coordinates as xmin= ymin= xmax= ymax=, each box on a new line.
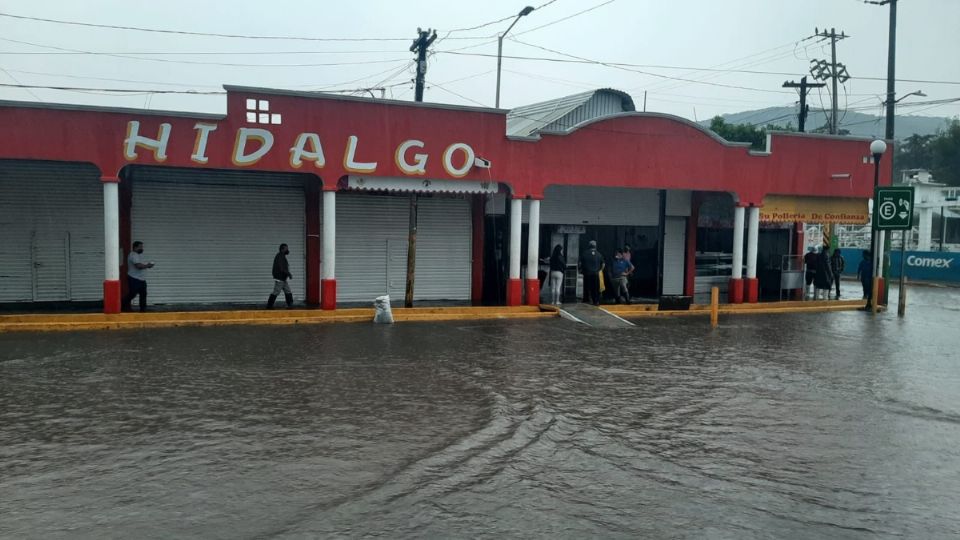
xmin=2 ymin=287 xmax=959 ymax=538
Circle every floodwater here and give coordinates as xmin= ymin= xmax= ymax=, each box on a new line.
xmin=2 ymin=287 xmax=959 ymax=539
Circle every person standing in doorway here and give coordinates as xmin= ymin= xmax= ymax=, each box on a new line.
xmin=830 ymin=247 xmax=845 ymax=299
xmin=612 ymin=249 xmax=635 ymax=304
xmin=803 ymin=246 xmax=818 ymax=299
xmin=267 ymin=243 xmax=294 ymax=309
xmin=857 ymin=249 xmax=874 ymax=310
xmin=548 ymin=244 xmax=566 ymax=305
xmin=813 ymin=245 xmax=834 ymax=300
xmin=124 ymin=241 xmax=154 ymax=312
xmin=580 ymin=240 xmax=604 ymax=306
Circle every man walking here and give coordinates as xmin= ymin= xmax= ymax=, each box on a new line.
xmin=813 ymin=245 xmax=834 ymax=300
xmin=803 ymin=246 xmax=817 ymax=299
xmin=124 ymin=241 xmax=154 ymax=312
xmin=267 ymin=243 xmax=294 ymax=309
xmin=611 ymin=249 xmax=634 ymax=304
xmin=857 ymin=249 xmax=874 ymax=310
xmin=580 ymin=240 xmax=604 ymax=306
xmin=830 ymin=247 xmax=845 ymax=299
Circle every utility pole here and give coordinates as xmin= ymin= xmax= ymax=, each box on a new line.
xmin=405 ymin=28 xmax=436 ymax=308
xmin=866 ymin=0 xmax=898 ymax=306
xmin=782 ymin=76 xmax=825 ymax=132
xmin=410 ymin=28 xmax=436 ymax=103
xmin=810 ymin=28 xmax=850 ymax=134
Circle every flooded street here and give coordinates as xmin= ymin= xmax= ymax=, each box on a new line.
xmin=2 ymin=287 xmax=960 ymax=539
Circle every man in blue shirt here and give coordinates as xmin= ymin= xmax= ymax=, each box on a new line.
xmin=612 ymin=249 xmax=635 ymax=304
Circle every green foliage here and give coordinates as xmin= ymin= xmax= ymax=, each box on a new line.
xmin=895 ymin=119 xmax=960 ymax=186
xmin=708 ymin=116 xmax=794 ymax=150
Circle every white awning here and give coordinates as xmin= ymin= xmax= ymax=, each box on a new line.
xmin=346 ymin=175 xmax=499 ymax=195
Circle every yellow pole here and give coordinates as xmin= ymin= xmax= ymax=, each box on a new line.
xmin=710 ymin=286 xmax=719 ymax=328
xmin=871 ymin=277 xmax=881 ymax=314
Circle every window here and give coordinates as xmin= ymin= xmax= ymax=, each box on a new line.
xmin=245 ymin=98 xmax=281 ymax=125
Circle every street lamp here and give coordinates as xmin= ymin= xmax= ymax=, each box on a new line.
xmin=495 ymin=5 xmax=535 ymax=108
xmin=868 ymin=139 xmax=887 ymax=310
xmin=887 ymin=90 xmax=926 ymax=105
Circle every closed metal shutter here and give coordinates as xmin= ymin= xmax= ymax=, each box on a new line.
xmin=130 ymin=168 xmax=307 ymax=305
xmin=336 ymin=193 xmax=471 ymax=303
xmin=526 ymin=185 xmax=661 ymax=226
xmin=662 ymin=216 xmax=686 ymax=295
xmin=0 ymin=160 xmax=103 ymax=303
xmin=417 ymin=197 xmax=472 ymax=300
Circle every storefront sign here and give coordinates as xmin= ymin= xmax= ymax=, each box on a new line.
xmin=122 ymin=120 xmax=480 ymax=178
xmin=759 ymin=195 xmax=869 ymax=224
xmin=555 ymin=225 xmax=586 ymax=234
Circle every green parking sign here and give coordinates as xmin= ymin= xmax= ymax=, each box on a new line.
xmin=874 ymin=186 xmax=914 ymax=230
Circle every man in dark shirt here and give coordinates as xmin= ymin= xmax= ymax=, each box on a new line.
xmin=857 ymin=249 xmax=874 ymax=309
xmin=267 ymin=243 xmax=294 ymax=309
xmin=580 ymin=240 xmax=604 ymax=306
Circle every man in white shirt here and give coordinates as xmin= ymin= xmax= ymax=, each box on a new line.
xmin=124 ymin=241 xmax=154 ymax=312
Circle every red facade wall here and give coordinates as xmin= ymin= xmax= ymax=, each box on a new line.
xmin=0 ymin=88 xmax=891 ymax=202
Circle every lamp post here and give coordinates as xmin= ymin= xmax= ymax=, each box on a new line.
xmin=495 ymin=5 xmax=534 ymax=108
xmin=869 ymin=139 xmax=887 ymax=311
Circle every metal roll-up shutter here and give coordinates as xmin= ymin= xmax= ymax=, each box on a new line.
xmin=530 ymin=185 xmax=661 ymax=226
xmin=131 ymin=168 xmax=306 ymax=305
xmin=415 ymin=197 xmax=472 ymax=300
xmin=336 ymin=193 xmax=471 ymax=304
xmin=662 ymin=216 xmax=686 ymax=295
xmin=0 ymin=160 xmax=103 ymax=303
xmin=336 ymin=194 xmax=408 ymax=302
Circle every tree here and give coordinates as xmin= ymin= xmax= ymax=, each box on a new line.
xmin=708 ymin=116 xmax=794 ymax=150
xmin=929 ymin=119 xmax=960 ymax=186
xmin=894 ymin=119 xmax=960 ymax=186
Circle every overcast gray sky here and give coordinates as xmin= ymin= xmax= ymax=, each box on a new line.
xmin=1 ymin=0 xmax=957 ymax=126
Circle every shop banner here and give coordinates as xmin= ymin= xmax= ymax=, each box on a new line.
xmin=760 ymin=195 xmax=869 ymax=224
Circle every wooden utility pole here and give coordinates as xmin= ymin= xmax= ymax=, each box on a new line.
xmin=782 ymin=76 xmax=825 ymax=132
xmin=405 ymin=28 xmax=436 ymax=307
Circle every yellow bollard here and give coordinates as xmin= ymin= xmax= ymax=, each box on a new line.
xmin=710 ymin=286 xmax=719 ymax=328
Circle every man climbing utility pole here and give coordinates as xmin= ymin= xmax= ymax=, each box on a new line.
xmin=405 ymin=28 xmax=437 ymax=308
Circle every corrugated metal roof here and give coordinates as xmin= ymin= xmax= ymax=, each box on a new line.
xmin=506 ymin=88 xmax=635 ymax=138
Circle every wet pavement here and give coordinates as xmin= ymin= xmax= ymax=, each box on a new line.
xmin=1 ymin=286 xmax=959 ymax=539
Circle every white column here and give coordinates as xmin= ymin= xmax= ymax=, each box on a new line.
xmin=876 ymin=230 xmax=885 ymax=278
xmin=322 ymin=191 xmax=336 ymax=280
xmin=731 ymin=206 xmax=745 ymax=279
xmin=103 ymin=182 xmax=119 ymax=281
xmin=746 ymin=206 xmax=760 ymax=279
xmin=525 ymin=200 xmax=540 ymax=280
xmin=509 ymin=198 xmax=522 ymax=280
xmin=918 ymin=208 xmax=932 ymax=251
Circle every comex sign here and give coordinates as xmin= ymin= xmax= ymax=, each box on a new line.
xmin=907 ymin=255 xmax=954 ymax=269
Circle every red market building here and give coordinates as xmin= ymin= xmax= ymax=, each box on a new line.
xmin=0 ymin=87 xmax=890 ymax=313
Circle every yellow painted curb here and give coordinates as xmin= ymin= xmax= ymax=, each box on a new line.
xmin=0 ymin=305 xmax=557 ymax=333
xmin=605 ymin=300 xmax=867 ymax=319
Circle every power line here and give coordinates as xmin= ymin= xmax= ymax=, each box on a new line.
xmin=512 ymin=0 xmax=617 ymax=37
xmin=0 ymin=37 xmax=410 ymax=67
xmin=0 ymin=11 xmax=483 ymax=42
xmin=442 ymin=45 xmax=795 ymax=95
xmin=0 ymin=82 xmax=224 ymax=94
